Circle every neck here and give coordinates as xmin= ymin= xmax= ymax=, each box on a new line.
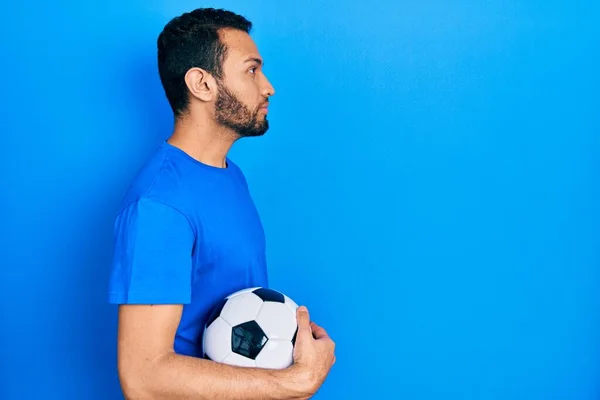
xmin=166 ymin=112 xmax=238 ymax=169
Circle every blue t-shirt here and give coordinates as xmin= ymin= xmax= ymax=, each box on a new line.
xmin=108 ymin=141 xmax=269 ymax=357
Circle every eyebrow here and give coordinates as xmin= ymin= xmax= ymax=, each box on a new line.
xmin=243 ymin=56 xmax=263 ymax=66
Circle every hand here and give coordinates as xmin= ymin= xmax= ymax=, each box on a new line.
xmin=289 ymin=306 xmax=336 ymax=398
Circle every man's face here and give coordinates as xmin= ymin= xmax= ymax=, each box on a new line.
xmin=214 ymin=29 xmax=275 ymax=138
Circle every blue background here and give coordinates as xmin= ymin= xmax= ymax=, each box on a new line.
xmin=1 ymin=1 xmax=599 ymax=399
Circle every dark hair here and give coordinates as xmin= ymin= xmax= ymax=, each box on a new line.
xmin=157 ymin=8 xmax=252 ymax=118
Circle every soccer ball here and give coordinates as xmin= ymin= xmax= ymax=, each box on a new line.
xmin=202 ymin=287 xmax=299 ymax=369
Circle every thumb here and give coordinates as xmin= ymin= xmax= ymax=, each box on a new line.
xmin=295 ymin=306 xmax=313 ymax=338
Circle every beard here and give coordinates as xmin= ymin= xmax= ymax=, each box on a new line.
xmin=214 ymin=80 xmax=269 ymax=138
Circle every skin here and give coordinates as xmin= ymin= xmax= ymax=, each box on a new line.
xmin=117 ymin=28 xmax=336 ymax=400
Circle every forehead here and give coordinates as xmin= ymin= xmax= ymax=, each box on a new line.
xmin=219 ymin=28 xmax=261 ymax=65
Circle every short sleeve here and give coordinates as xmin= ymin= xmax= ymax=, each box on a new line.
xmin=108 ymin=197 xmax=195 ymax=304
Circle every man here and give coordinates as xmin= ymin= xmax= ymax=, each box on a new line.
xmin=108 ymin=7 xmax=335 ymax=400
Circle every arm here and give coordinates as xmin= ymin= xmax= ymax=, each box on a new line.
xmin=110 ymin=199 xmax=335 ymax=398
xmin=117 ymin=303 xmax=311 ymax=400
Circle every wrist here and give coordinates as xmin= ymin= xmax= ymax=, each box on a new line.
xmin=281 ymin=364 xmax=315 ymax=399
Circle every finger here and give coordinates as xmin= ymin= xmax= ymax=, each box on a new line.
xmin=296 ymin=306 xmax=312 ymax=336
xmin=310 ymin=321 xmax=330 ymax=340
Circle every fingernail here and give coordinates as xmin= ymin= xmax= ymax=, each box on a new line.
xmin=298 ymin=306 xmax=307 ymax=312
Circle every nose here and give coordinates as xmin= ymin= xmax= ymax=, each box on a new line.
xmin=261 ymin=75 xmax=276 ymax=97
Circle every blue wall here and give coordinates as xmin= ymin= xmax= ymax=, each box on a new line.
xmin=1 ymin=1 xmax=599 ymax=399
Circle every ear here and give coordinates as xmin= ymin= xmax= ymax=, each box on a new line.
xmin=184 ymin=67 xmax=216 ymax=102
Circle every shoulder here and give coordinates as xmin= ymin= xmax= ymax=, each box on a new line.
xmin=117 ymin=144 xmax=192 ymax=218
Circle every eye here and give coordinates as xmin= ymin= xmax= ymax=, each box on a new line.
xmin=249 ymin=66 xmax=259 ymax=75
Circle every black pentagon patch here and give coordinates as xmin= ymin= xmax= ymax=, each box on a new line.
xmin=252 ymin=288 xmax=285 ymax=303
xmin=205 ymin=297 xmax=227 ymax=328
xmin=232 ymin=320 xmax=268 ymax=360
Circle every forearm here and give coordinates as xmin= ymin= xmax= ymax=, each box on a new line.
xmin=122 ymin=351 xmax=310 ymax=400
